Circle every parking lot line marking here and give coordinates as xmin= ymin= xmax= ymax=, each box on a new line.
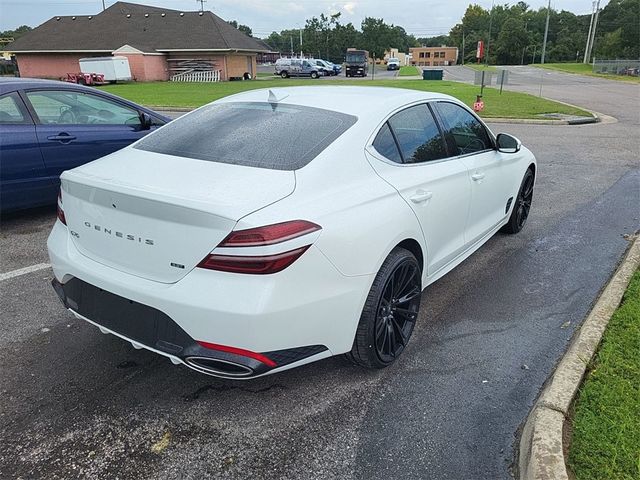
xmin=0 ymin=263 xmax=51 ymax=281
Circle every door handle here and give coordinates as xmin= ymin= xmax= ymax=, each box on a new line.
xmin=471 ymin=172 xmax=486 ymax=182
xmin=410 ymin=190 xmax=433 ymax=204
xmin=47 ymin=133 xmax=77 ymax=143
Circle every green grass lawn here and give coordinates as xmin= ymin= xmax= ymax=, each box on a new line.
xmin=569 ymin=268 xmax=640 ymax=480
xmin=100 ymin=79 xmax=590 ymax=119
xmin=465 ymin=63 xmax=498 ymax=72
xmin=398 ymin=66 xmax=420 ymax=76
xmin=534 ymin=63 xmax=640 ymax=84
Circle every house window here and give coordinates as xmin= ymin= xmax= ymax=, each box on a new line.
xmin=434 ymin=52 xmax=439 ymax=58
xmin=425 ymin=52 xmax=431 ymax=58
xmin=440 ymin=52 xmax=446 ymax=57
xmin=426 ymin=61 xmax=431 ymax=66
xmin=419 ymin=52 xmax=425 ymax=58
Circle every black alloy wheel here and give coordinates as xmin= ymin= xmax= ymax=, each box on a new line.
xmin=348 ymin=248 xmax=422 ymax=368
xmin=503 ymin=168 xmax=535 ymax=234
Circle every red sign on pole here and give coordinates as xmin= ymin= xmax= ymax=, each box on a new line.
xmin=476 ymin=40 xmax=484 ymax=60
xmin=473 ymin=95 xmax=485 ymax=112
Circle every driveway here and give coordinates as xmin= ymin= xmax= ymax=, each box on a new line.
xmin=0 ymin=70 xmax=638 ymax=479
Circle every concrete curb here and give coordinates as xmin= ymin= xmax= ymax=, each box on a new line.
xmin=485 ymin=117 xmax=596 ymax=125
xmin=518 ymin=235 xmax=640 ymax=480
xmin=148 ymin=106 xmax=194 ymax=112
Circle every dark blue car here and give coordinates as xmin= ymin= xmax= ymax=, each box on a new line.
xmin=0 ymin=78 xmax=170 ymax=212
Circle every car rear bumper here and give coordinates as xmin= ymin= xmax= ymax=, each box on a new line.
xmin=47 ymin=221 xmax=374 ymax=378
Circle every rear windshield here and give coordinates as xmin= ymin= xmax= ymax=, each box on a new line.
xmin=135 ymin=102 xmax=357 ymax=170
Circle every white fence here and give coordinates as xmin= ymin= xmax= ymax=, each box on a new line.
xmin=170 ymin=69 xmax=222 ymax=82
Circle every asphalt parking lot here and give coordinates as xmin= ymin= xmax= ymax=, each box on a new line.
xmin=1 ymin=70 xmax=639 ymax=479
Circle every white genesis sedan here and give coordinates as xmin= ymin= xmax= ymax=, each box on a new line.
xmin=48 ymin=86 xmax=536 ymax=379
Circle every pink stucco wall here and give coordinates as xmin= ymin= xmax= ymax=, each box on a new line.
xmin=119 ymin=53 xmax=168 ymax=81
xmin=15 ymin=53 xmax=88 ymax=79
xmin=16 ymin=52 xmax=254 ymax=82
xmin=15 ymin=52 xmax=169 ymax=81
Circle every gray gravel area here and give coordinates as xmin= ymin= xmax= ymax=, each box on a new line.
xmin=0 ymin=69 xmax=638 ymax=479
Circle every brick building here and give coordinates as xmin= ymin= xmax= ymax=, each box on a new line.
xmin=409 ymin=46 xmax=459 ymax=67
xmin=6 ymin=2 xmax=269 ymax=81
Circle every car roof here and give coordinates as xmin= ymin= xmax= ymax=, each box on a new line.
xmin=0 ymin=77 xmax=119 ymax=96
xmin=0 ymin=77 xmax=170 ymax=121
xmin=216 ymin=86 xmax=459 ymax=118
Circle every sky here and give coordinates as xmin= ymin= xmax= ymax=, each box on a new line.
xmin=0 ymin=0 xmax=603 ymax=35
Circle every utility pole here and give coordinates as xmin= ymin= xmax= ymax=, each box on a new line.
xmin=540 ymin=0 xmax=551 ymax=64
xmin=587 ymin=2 xmax=601 ymax=64
xmin=462 ymin=29 xmax=465 ymax=65
xmin=485 ymin=0 xmax=495 ymax=66
xmin=102 ymin=0 xmax=106 ymax=10
xmin=299 ymin=27 xmax=303 ymax=58
xmin=196 ymin=0 xmax=206 ymax=13
xmin=521 ymin=20 xmax=528 ymax=64
xmin=290 ymin=35 xmax=293 ymax=56
xmin=583 ymin=1 xmax=596 ymax=63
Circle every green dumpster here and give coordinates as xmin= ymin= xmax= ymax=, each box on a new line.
xmin=422 ymin=69 xmax=444 ymax=80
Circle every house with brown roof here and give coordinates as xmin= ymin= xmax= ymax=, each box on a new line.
xmin=6 ymin=2 xmax=269 ymax=81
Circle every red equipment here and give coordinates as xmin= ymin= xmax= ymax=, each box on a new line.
xmin=63 ymin=72 xmax=106 ymax=85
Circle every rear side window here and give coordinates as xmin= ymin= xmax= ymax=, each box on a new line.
xmin=387 ymin=104 xmax=447 ymax=163
xmin=0 ymin=92 xmax=30 ymax=124
xmin=372 ymin=123 xmax=402 ymax=163
xmin=135 ymin=102 xmax=357 ymax=170
xmin=434 ymin=102 xmax=492 ymax=156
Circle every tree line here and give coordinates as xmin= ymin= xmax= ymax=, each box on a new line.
xmin=255 ymin=0 xmax=638 ymax=64
xmin=263 ymin=13 xmax=418 ymax=64
xmin=448 ymin=0 xmax=638 ymax=65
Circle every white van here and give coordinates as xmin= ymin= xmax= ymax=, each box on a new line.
xmin=274 ymin=58 xmax=322 ymax=79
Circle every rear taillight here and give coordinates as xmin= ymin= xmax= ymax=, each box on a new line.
xmin=197 ymin=246 xmax=310 ymax=275
xmin=198 ymin=220 xmax=321 ymax=274
xmin=218 ymin=220 xmax=321 ymax=247
xmin=57 ymin=188 xmax=67 ymax=226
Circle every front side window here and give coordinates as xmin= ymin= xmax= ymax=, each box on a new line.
xmin=434 ymin=102 xmax=492 ymax=156
xmin=135 ymin=102 xmax=357 ymax=171
xmin=26 ymin=90 xmax=141 ymax=126
xmin=387 ymin=104 xmax=447 ymax=164
xmin=0 ymin=92 xmax=30 ymax=124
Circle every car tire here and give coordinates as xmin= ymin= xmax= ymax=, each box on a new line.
xmin=502 ymin=168 xmax=534 ymax=234
xmin=311 ymin=71 xmax=319 ymax=79
xmin=347 ymin=247 xmax=422 ymax=369
xmin=280 ymin=71 xmax=289 ymax=78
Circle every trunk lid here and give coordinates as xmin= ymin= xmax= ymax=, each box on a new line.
xmin=61 ymin=149 xmax=295 ymax=283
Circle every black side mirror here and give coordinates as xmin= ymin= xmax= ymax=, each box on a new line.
xmin=139 ymin=112 xmax=153 ymax=130
xmin=496 ymin=133 xmax=521 ymax=153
